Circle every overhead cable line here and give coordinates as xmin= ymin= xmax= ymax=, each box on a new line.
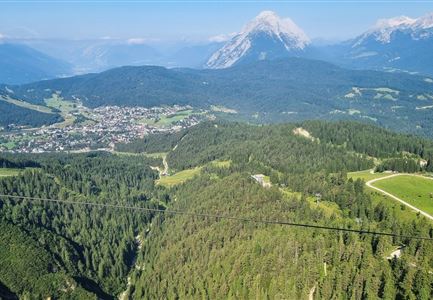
xmin=1 ymin=194 xmax=432 ymax=241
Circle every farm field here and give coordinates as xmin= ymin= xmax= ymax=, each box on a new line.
xmin=372 ymin=175 xmax=433 ymax=215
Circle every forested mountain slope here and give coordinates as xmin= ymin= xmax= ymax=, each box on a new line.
xmin=0 ymin=153 xmax=164 ymax=298
xmin=118 ymin=121 xmax=433 ymax=299
xmin=5 ymin=58 xmax=433 ymax=136
xmin=1 ymin=121 xmax=433 ymax=298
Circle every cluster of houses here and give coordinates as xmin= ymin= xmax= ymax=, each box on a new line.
xmin=0 ymin=105 xmax=206 ymax=153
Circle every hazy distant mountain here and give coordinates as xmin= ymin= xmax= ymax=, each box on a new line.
xmin=342 ymin=13 xmax=433 ymax=75
xmin=0 ymin=42 xmax=71 ymax=84
xmin=165 ymin=42 xmax=223 ymax=68
xmin=78 ymin=41 xmax=162 ymax=72
xmin=206 ymin=11 xmax=310 ymax=69
xmin=23 ymin=39 xmax=224 ymax=72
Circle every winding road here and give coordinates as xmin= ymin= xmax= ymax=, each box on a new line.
xmin=366 ymin=173 xmax=433 ymax=221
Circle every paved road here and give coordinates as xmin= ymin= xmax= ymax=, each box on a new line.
xmin=366 ymin=173 xmax=433 ymax=221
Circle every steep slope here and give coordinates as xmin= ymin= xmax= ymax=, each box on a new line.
xmin=344 ymin=13 xmax=433 ymax=75
xmin=0 ymin=89 xmax=63 ymax=127
xmin=2 ymin=122 xmax=433 ymax=298
xmin=122 ymin=121 xmax=433 ymax=299
xmin=0 ymin=153 xmax=162 ymax=298
xmin=0 ymin=219 xmax=97 ymax=299
xmin=206 ymin=11 xmax=310 ymax=68
xmin=0 ymin=43 xmax=71 ymax=84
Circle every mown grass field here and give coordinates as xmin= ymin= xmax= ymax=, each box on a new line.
xmin=372 ymin=175 xmax=433 ymax=215
xmin=157 ymin=167 xmax=202 ymax=187
xmin=347 ymin=169 xmax=391 ymax=182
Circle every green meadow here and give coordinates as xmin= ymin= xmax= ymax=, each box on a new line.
xmin=372 ymin=175 xmax=433 ymax=215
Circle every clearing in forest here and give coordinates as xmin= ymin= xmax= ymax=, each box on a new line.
xmin=371 ymin=175 xmax=433 ymax=216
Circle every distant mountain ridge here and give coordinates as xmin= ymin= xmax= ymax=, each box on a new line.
xmin=0 ymin=42 xmax=72 ymax=84
xmin=5 ymin=57 xmax=433 ymax=137
xmin=205 ymin=10 xmax=433 ymax=75
xmin=3 ymin=11 xmax=433 ymax=77
xmin=335 ymin=13 xmax=433 ymax=75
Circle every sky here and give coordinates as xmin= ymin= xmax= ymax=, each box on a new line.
xmin=1 ymin=1 xmax=433 ymax=42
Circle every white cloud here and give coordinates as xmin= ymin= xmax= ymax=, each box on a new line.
xmin=127 ymin=38 xmax=147 ymax=45
xmin=208 ymin=32 xmax=237 ymax=43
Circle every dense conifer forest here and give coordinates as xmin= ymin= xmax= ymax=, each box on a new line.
xmin=1 ymin=121 xmax=433 ymax=299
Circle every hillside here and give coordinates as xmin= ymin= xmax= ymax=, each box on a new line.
xmin=1 ymin=121 xmax=433 ymax=298
xmin=0 ymin=90 xmax=63 ymax=127
xmin=118 ymin=121 xmax=433 ymax=299
xmin=5 ymin=58 xmax=433 ymax=137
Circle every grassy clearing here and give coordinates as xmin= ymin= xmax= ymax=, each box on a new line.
xmin=0 ymin=168 xmax=21 ymax=177
xmin=369 ymin=192 xmax=418 ymax=223
xmin=44 ymin=94 xmax=76 ymax=113
xmin=348 ymin=169 xmax=391 ymax=182
xmin=44 ymin=94 xmax=77 ymax=127
xmin=1 ymin=141 xmax=17 ymax=150
xmin=308 ymin=198 xmax=342 ymax=218
xmin=157 ymin=167 xmax=202 ymax=187
xmin=143 ymin=152 xmax=167 ymax=159
xmin=1 ymin=96 xmax=53 ymax=114
xmin=210 ymin=105 xmax=237 ymax=114
xmin=372 ymin=175 xmax=433 ymax=215
xmin=211 ymin=160 xmax=231 ymax=168
xmin=137 ymin=110 xmax=194 ymax=127
xmin=155 ymin=110 xmax=194 ymax=127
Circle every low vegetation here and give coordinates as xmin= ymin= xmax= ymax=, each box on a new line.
xmin=0 ymin=168 xmax=21 ymax=177
xmin=157 ymin=167 xmax=202 ymax=187
xmin=372 ymin=175 xmax=433 ymax=215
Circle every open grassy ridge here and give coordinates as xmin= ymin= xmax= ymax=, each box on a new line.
xmin=371 ymin=175 xmax=433 ymax=215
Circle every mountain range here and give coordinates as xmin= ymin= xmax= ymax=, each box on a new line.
xmin=338 ymin=13 xmax=433 ymax=74
xmin=207 ymin=11 xmax=433 ymax=74
xmin=2 ymin=10 xmax=433 ymax=85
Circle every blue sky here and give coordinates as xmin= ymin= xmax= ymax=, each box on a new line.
xmin=1 ymin=1 xmax=433 ymax=42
